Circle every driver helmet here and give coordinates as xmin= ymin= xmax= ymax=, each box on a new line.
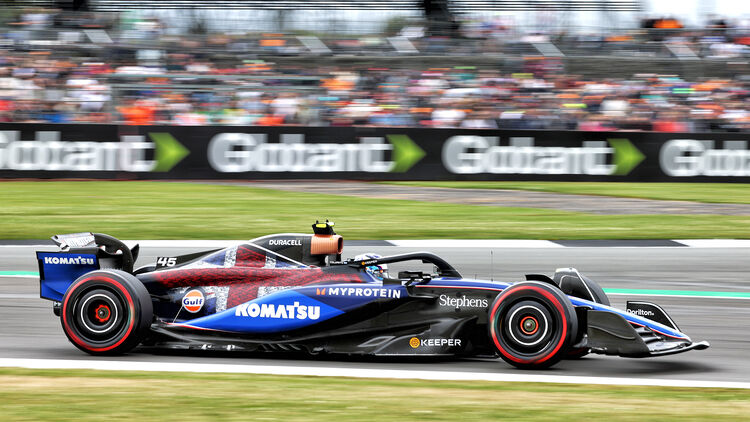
xmin=354 ymin=253 xmax=389 ymax=280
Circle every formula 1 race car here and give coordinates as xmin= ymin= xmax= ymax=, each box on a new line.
xmin=36 ymin=222 xmax=709 ymax=369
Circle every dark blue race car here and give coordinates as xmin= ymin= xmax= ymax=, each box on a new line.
xmin=37 ymin=221 xmax=709 ymax=369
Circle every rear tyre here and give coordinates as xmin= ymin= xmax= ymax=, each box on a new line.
xmin=60 ymin=270 xmax=152 ymax=355
xmin=489 ymin=282 xmax=577 ymax=369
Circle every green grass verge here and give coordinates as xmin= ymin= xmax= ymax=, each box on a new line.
xmin=384 ymin=182 xmax=750 ymax=204
xmin=1 ymin=181 xmax=749 ymax=239
xmin=0 ymin=368 xmax=748 ymax=421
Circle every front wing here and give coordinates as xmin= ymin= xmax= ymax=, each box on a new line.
xmin=586 ymin=310 xmax=710 ymax=357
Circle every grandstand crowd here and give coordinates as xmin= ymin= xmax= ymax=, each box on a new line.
xmin=1 ymin=50 xmax=747 ymax=132
xmin=0 ymin=8 xmax=748 ymax=132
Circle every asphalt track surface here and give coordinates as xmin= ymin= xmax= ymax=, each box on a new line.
xmin=2 ymin=244 xmax=749 ymax=384
xmin=240 ymin=181 xmax=750 ymax=215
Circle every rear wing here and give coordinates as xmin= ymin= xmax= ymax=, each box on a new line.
xmin=37 ymin=251 xmax=100 ymax=301
xmin=51 ymin=232 xmax=97 ymax=251
xmin=37 ymin=232 xmax=135 ymax=302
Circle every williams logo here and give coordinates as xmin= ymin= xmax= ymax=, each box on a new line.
xmin=182 ymin=290 xmax=205 ymax=313
xmin=234 ymin=302 xmax=320 ymax=320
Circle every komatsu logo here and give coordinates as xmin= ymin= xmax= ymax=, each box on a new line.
xmin=44 ymin=256 xmax=95 ymax=265
xmin=234 ymin=302 xmax=320 ymax=320
xmin=269 ymin=239 xmax=302 ymax=246
xmin=316 ymin=287 xmax=402 ymax=299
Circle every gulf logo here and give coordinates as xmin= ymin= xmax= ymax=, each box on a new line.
xmin=182 ymin=290 xmax=205 ymax=313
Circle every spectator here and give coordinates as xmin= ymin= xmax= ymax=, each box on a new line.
xmin=0 ymin=10 xmax=745 ymax=132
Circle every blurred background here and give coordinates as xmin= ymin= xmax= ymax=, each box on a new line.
xmin=0 ymin=0 xmax=747 ymax=132
xmin=1 ymin=5 xmax=749 ymax=419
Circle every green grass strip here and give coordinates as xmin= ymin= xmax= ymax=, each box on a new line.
xmin=1 ymin=181 xmax=749 ymax=239
xmin=383 ymin=181 xmax=750 ymax=204
xmin=0 ymin=271 xmax=38 ymax=276
xmin=0 ymin=368 xmax=749 ymax=421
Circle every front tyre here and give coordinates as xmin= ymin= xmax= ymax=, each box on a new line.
xmin=61 ymin=270 xmax=152 ymax=355
xmin=489 ymin=282 xmax=577 ymax=369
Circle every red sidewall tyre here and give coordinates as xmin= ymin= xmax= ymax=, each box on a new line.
xmin=489 ymin=282 xmax=577 ymax=369
xmin=61 ymin=270 xmax=152 ymax=355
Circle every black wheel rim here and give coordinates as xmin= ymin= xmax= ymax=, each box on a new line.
xmin=71 ymin=287 xmax=129 ymax=345
xmin=499 ymin=299 xmax=558 ymax=357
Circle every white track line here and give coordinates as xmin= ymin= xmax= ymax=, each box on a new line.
xmin=0 ymin=294 xmax=38 ymax=299
xmin=2 ymin=239 xmax=749 ymax=248
xmin=388 ymin=240 xmax=563 ymax=248
xmin=0 ymin=358 xmax=748 ymax=389
xmin=678 ymin=239 xmax=750 ymax=248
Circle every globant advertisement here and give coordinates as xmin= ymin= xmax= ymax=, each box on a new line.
xmin=0 ymin=123 xmax=748 ymax=182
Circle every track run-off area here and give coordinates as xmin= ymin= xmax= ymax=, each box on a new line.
xmin=1 ymin=241 xmax=749 ymax=388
